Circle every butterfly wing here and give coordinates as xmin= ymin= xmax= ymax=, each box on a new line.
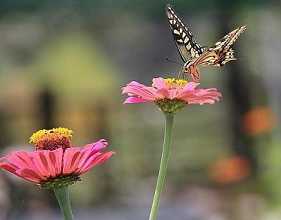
xmin=204 ymin=26 xmax=247 ymax=66
xmin=184 ymin=26 xmax=246 ymax=81
xmin=166 ymin=5 xmax=205 ymax=62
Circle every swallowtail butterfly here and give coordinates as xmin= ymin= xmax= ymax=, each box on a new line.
xmin=166 ymin=4 xmax=246 ymax=81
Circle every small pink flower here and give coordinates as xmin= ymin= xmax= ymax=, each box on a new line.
xmin=0 ymin=128 xmax=114 ymax=189
xmin=122 ymin=77 xmax=222 ymax=113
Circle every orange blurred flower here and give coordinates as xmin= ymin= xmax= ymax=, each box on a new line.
xmin=209 ymin=156 xmax=250 ymax=184
xmin=243 ymin=106 xmax=275 ymax=136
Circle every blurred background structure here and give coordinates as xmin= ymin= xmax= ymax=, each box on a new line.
xmin=0 ymin=0 xmax=280 ymax=219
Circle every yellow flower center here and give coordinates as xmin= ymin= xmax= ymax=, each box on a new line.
xmin=29 ymin=127 xmax=73 ymax=150
xmin=164 ymin=78 xmax=188 ymax=88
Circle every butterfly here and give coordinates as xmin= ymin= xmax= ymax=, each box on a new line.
xmin=166 ymin=4 xmax=246 ymax=81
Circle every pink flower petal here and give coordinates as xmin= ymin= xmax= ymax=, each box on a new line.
xmin=75 ymin=139 xmax=108 ymax=169
xmin=88 ymin=139 xmax=108 ymax=152
xmin=155 ymin=88 xmax=170 ymax=99
xmin=8 ymin=152 xmax=47 ymax=179
xmin=122 ymin=82 xmax=156 ymax=101
xmin=31 ymin=151 xmax=52 ymax=178
xmin=76 ymin=152 xmax=102 ymax=174
xmin=17 ymin=169 xmax=43 ymax=183
xmin=43 ymin=151 xmax=58 ymax=178
xmin=7 ymin=151 xmax=33 ymax=169
xmin=78 ymin=152 xmax=114 ymax=175
xmin=152 ymin=77 xmax=168 ymax=90
xmin=63 ymin=141 xmax=110 ymax=175
xmin=63 ymin=148 xmax=81 ymax=175
xmin=51 ymin=148 xmax=63 ymax=175
xmin=124 ymin=97 xmax=149 ymax=104
xmin=182 ymin=82 xmax=200 ymax=92
xmin=0 ymin=161 xmax=18 ymax=174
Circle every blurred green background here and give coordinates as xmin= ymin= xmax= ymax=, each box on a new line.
xmin=0 ymin=0 xmax=280 ymax=219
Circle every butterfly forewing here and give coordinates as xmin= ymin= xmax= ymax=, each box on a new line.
xmin=166 ymin=5 xmax=205 ymax=62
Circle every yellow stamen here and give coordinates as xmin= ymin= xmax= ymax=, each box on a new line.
xmin=29 ymin=127 xmax=73 ymax=150
xmin=164 ymin=78 xmax=188 ymax=88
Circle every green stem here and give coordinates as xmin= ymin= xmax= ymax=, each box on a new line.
xmin=54 ymin=186 xmax=74 ymax=220
xmin=149 ymin=113 xmax=174 ymax=220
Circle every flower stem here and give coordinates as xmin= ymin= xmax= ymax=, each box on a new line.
xmin=54 ymin=186 xmax=74 ymax=220
xmin=149 ymin=113 xmax=174 ymax=220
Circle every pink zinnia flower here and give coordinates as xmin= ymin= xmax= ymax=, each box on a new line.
xmin=122 ymin=77 xmax=222 ymax=113
xmin=0 ymin=128 xmax=114 ymax=189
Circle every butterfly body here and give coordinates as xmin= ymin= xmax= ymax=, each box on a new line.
xmin=183 ymin=50 xmax=218 ymax=81
xmin=166 ymin=5 xmax=246 ymax=81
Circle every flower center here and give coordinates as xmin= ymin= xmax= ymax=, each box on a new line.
xmin=164 ymin=78 xmax=188 ymax=88
xmin=29 ymin=127 xmax=73 ymax=150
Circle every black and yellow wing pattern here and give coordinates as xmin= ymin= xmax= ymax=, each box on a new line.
xmin=166 ymin=5 xmax=205 ymax=62
xmin=206 ymin=26 xmax=247 ymax=66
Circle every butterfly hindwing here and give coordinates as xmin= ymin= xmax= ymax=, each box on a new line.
xmin=166 ymin=5 xmax=205 ymax=62
xmin=206 ymin=26 xmax=246 ymax=66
